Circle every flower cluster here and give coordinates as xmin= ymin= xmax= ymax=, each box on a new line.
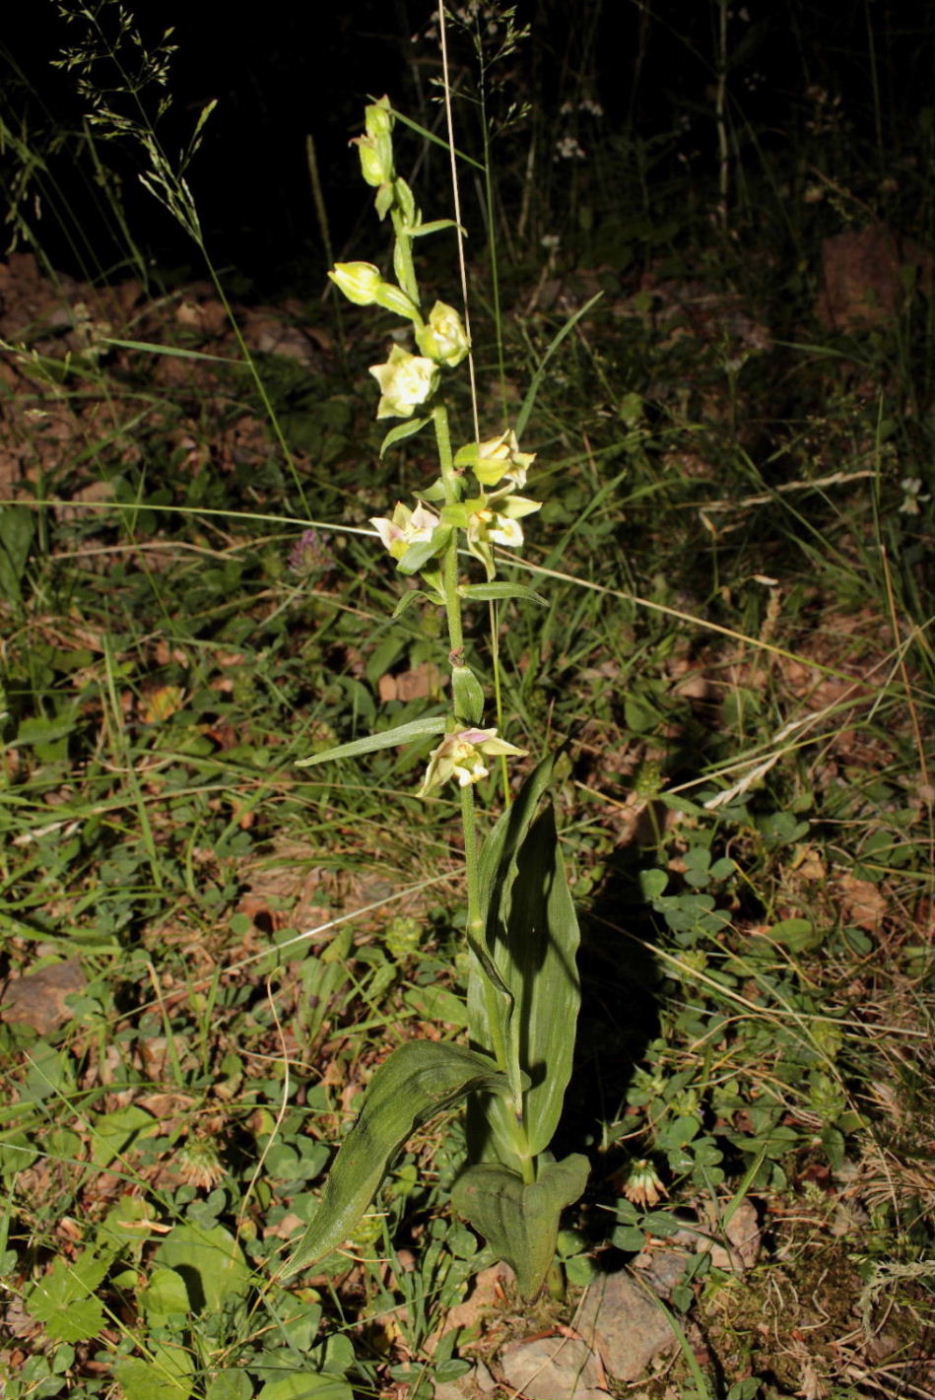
xmin=325 ymin=99 xmax=540 ymax=796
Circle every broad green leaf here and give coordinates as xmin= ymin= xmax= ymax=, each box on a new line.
xmin=287 ymin=1041 xmax=509 ymax=1276
xmin=90 ymin=1105 xmax=154 ymax=1167
xmin=768 ymin=917 xmax=823 ymax=951
xmin=403 ymin=984 xmax=470 ymax=1028
xmin=29 ymin=1285 xmax=106 ymax=1343
xmin=295 ymin=715 xmax=446 ymax=768
xmin=206 ymin=1373 xmax=253 ymax=1400
xmin=20 ymin=1042 xmax=76 ymax=1104
xmin=155 ymin=1223 xmax=251 ymax=1313
xmin=469 ymin=754 xmax=581 ymax=1160
xmin=452 ymin=1153 xmax=589 ymax=1299
xmin=379 ymin=415 xmax=431 ymax=456
xmin=0 ymin=504 xmax=35 ymax=603
xmin=114 ymin=1342 xmax=194 ymax=1400
xmin=27 ymin=1243 xmax=115 ymax=1341
xmin=257 ymin=1375 xmax=354 ymax=1400
xmin=13 ymin=711 xmax=79 ymax=749
xmin=451 ymin=665 xmax=484 ymax=724
xmin=458 ymin=582 xmax=547 ymax=605
xmin=141 ymin=1266 xmax=190 ymax=1319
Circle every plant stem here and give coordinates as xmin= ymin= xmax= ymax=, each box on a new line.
xmin=434 ymin=404 xmax=534 ymax=1183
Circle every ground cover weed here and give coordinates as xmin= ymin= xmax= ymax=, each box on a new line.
xmin=0 ymin=3 xmax=932 ymax=1397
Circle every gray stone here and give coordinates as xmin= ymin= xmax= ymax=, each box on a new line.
xmin=433 ymin=1360 xmax=498 ymax=1399
xmin=631 ymin=1243 xmax=694 ymax=1299
xmin=498 ymin=1335 xmax=608 ymax=1400
xmin=575 ymin=1270 xmax=677 ymax=1382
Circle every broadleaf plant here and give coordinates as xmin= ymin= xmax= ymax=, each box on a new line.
xmin=292 ymin=95 xmax=586 ymax=1301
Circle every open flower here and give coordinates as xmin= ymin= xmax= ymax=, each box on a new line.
xmin=418 ymin=727 xmax=527 ymax=797
xmin=369 ymin=345 xmax=440 ymax=418
xmin=456 ymin=429 xmax=536 ymax=488
xmin=370 ymin=500 xmax=440 ymax=561
xmin=415 ymin=301 xmax=471 ymax=368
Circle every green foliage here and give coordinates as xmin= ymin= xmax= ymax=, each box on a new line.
xmin=452 ymin=1153 xmax=589 ymax=1299
xmin=288 ymin=1042 xmax=510 ymax=1275
xmin=1 ymin=4 xmax=930 ymax=1396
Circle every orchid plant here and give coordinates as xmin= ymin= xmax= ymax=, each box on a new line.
xmin=291 ymin=98 xmax=586 ymax=1300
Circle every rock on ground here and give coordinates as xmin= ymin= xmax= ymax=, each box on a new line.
xmin=575 ymin=1269 xmax=677 ymax=1382
xmin=497 ymin=1335 xmax=609 ymax=1400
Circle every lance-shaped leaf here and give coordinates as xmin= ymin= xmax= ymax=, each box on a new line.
xmin=286 ymin=1041 xmax=510 ymax=1277
xmin=296 ymin=715 xmax=446 ymax=768
xmin=452 ymin=1153 xmax=589 ymax=1299
xmin=458 ymin=581 xmax=547 ymax=605
xmin=468 ymin=753 xmax=581 ymax=1163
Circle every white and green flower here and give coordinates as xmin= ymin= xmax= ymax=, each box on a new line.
xmin=370 ymin=345 xmax=440 ymax=418
xmin=370 ymin=500 xmax=440 ymax=561
xmin=415 ymin=301 xmax=471 ymax=368
xmin=455 ymin=428 xmax=536 ymax=488
xmin=418 ymin=727 xmax=526 ymax=797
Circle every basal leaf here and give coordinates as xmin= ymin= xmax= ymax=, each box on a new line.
xmin=287 ymin=1041 xmax=509 ymax=1277
xmin=296 ymin=715 xmax=446 ymax=768
xmin=452 ymin=1153 xmax=589 ymax=1299
xmin=469 ymin=755 xmax=581 ymax=1160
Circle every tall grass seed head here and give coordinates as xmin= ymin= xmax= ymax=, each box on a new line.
xmin=370 ymin=345 xmax=440 ymax=418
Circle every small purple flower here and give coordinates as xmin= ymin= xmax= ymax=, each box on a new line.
xmin=289 ymin=529 xmax=332 ymax=577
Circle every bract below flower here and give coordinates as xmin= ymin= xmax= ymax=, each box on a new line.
xmin=370 ymin=501 xmax=440 ymax=561
xmin=370 ymin=345 xmax=440 ymax=419
xmin=418 ymin=727 xmax=527 ymax=797
xmin=415 ymin=301 xmax=471 ymax=368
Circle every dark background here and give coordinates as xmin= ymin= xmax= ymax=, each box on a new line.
xmin=2 ymin=0 xmax=932 ymax=295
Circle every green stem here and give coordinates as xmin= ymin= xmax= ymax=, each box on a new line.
xmin=391 ymin=213 xmax=420 ymax=309
xmin=433 ymin=405 xmax=533 ymax=1183
xmin=433 ymin=402 xmax=465 ymax=660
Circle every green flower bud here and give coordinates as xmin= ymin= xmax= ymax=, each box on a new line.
xmin=355 ymin=132 xmax=394 ymax=187
xmin=329 ymin=261 xmax=386 ymax=306
xmin=415 ymin=301 xmax=471 ymax=368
